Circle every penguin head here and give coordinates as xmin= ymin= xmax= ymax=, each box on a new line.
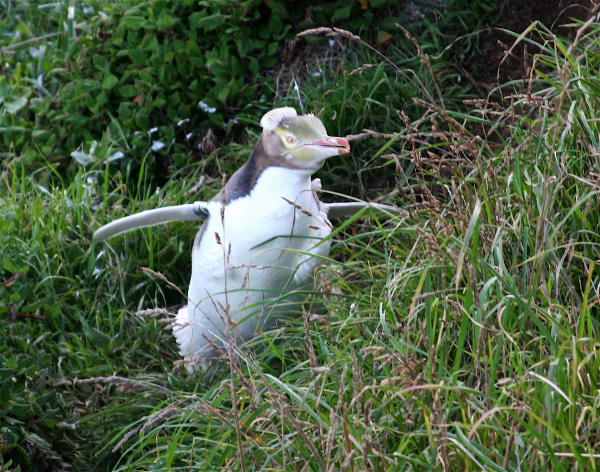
xmin=259 ymin=107 xmax=350 ymax=171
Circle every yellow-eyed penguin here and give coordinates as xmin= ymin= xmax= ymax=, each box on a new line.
xmin=175 ymin=107 xmax=349 ymax=366
xmin=93 ymin=107 xmax=398 ymax=370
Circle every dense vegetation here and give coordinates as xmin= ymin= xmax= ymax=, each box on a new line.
xmin=1 ymin=0 xmax=599 ymax=471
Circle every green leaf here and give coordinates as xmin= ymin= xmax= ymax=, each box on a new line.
xmin=92 ymin=54 xmax=107 ymax=70
xmin=332 ymin=5 xmax=352 ymax=21
xmin=166 ymin=92 xmax=180 ymax=107
xmin=186 ymin=41 xmax=201 ymax=57
xmin=376 ymin=30 xmax=393 ymax=47
xmin=85 ymin=94 xmax=94 ymax=109
xmin=0 ymin=368 xmax=13 ymax=382
xmin=2 ymin=255 xmax=25 ymax=273
xmin=267 ymin=42 xmax=278 ymax=56
xmin=93 ymin=91 xmax=109 ymax=111
xmin=118 ymin=102 xmax=132 ymax=121
xmin=140 ymin=20 xmax=157 ymax=31
xmin=82 ymin=323 xmax=111 ymax=350
xmin=269 ymin=12 xmax=283 ymax=33
xmin=0 ymin=378 xmax=12 ymax=404
xmin=156 ymin=9 xmax=178 ymax=30
xmin=264 ymin=0 xmax=290 ymax=19
xmin=0 ymin=76 xmax=9 ymax=100
xmin=236 ymin=38 xmax=254 ymax=57
xmin=217 ymin=86 xmax=229 ymax=102
xmin=141 ymin=34 xmax=159 ymax=52
xmin=78 ymin=79 xmax=101 ymax=92
xmin=191 ymin=13 xmax=225 ymax=31
xmin=121 ymin=15 xmax=146 ymax=30
xmin=119 ymin=85 xmax=139 ymax=98
xmin=139 ymin=71 xmax=153 ymax=83
xmin=0 ymin=218 xmax=15 ymax=234
xmin=249 ymin=57 xmax=259 ymax=75
xmin=128 ymin=48 xmax=147 ymax=65
xmin=188 ymin=11 xmax=208 ymax=28
xmin=135 ymin=110 xmax=149 ymax=128
xmin=219 ymin=41 xmax=229 ymax=59
xmin=3 ymin=97 xmax=28 ymax=114
xmin=101 ymin=74 xmax=118 ymax=90
xmin=25 ymin=432 xmax=51 ymax=450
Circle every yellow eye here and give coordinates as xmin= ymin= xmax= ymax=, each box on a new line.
xmin=285 ymin=135 xmax=297 ymax=145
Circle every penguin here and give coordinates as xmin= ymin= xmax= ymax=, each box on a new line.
xmin=174 ymin=107 xmax=349 ymax=367
xmin=93 ymin=107 xmax=398 ymax=370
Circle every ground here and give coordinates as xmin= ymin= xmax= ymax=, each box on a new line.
xmin=478 ymin=0 xmax=597 ymax=86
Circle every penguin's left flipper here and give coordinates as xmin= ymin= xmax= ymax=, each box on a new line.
xmin=93 ymin=202 xmax=209 ymax=241
xmin=324 ymin=202 xmax=401 ymax=220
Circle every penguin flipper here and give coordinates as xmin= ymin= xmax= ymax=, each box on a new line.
xmin=324 ymin=202 xmax=400 ymax=220
xmin=93 ymin=202 xmax=209 ymax=241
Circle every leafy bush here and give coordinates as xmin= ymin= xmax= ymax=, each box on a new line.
xmin=2 ymin=0 xmax=395 ymax=187
xmin=0 ymin=246 xmax=68 ymax=472
xmin=1 ymin=0 xmax=500 ymax=190
xmin=28 ymin=0 xmax=292 ymax=185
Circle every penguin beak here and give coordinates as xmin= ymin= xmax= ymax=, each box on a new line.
xmin=306 ymin=136 xmax=351 ymax=155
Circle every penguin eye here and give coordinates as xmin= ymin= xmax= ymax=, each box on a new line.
xmin=285 ymin=135 xmax=297 ymax=145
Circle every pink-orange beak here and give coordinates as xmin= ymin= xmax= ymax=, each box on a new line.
xmin=307 ymin=136 xmax=351 ymax=155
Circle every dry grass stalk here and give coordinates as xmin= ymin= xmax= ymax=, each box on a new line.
xmin=297 ymin=27 xmax=361 ymax=42
xmin=140 ymin=267 xmax=187 ymax=298
xmin=348 ymin=63 xmax=375 ymax=75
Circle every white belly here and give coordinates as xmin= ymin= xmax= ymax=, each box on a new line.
xmin=173 ymin=168 xmax=331 ymax=364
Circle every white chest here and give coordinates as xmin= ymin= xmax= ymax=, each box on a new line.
xmin=174 ymin=167 xmax=333 ymax=360
xmin=197 ymin=167 xmax=329 ymax=265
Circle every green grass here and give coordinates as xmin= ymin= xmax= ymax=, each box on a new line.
xmin=2 ymin=3 xmax=600 ymax=472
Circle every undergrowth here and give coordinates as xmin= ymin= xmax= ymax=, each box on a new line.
xmin=0 ymin=0 xmax=488 ymax=191
xmin=2 ymin=1 xmax=599 ymax=472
